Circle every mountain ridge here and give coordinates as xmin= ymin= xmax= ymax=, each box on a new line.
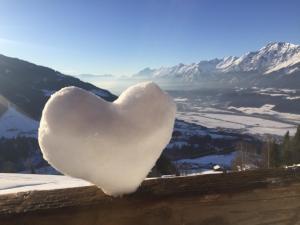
xmin=0 ymin=54 xmax=117 ymax=120
xmin=134 ymin=42 xmax=300 ymax=88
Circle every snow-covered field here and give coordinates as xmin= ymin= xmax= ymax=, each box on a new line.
xmin=177 ymin=111 xmax=297 ymax=136
xmin=228 ymin=104 xmax=300 ymax=123
xmin=175 ymin=152 xmax=237 ymax=167
xmin=174 ymin=152 xmax=237 ymax=175
xmin=252 ymin=87 xmax=300 ymax=100
xmin=173 ymin=89 xmax=300 ymax=137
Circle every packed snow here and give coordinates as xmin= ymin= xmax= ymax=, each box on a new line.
xmin=0 ymin=173 xmax=91 ymax=195
xmin=0 ymin=106 xmax=39 ymax=138
xmin=39 ymin=82 xmax=176 ymax=196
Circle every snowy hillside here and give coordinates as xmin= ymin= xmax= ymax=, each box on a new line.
xmin=0 ymin=53 xmax=117 ymax=120
xmin=0 ymin=106 xmax=38 ymax=138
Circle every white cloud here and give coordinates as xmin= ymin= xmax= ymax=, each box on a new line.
xmin=0 ymin=37 xmax=21 ymax=45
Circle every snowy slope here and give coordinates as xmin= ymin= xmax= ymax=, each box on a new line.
xmin=0 ymin=106 xmax=39 ymax=138
xmin=0 ymin=53 xmax=117 ymax=120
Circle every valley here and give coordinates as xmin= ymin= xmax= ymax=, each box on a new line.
xmin=171 ymin=87 xmax=300 ymax=137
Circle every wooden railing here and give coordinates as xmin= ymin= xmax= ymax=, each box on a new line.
xmin=1 ymin=167 xmax=300 ymax=225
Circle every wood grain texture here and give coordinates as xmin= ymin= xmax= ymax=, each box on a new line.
xmin=1 ymin=168 xmax=300 ymax=225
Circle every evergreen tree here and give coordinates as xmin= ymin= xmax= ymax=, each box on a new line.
xmin=283 ymin=131 xmax=290 ymax=146
xmin=148 ymin=154 xmax=179 ymax=177
xmin=282 ymin=131 xmax=293 ymax=165
xmin=269 ymin=139 xmax=281 ymax=168
xmin=292 ymin=126 xmax=300 ymax=163
xmin=294 ymin=125 xmax=300 ymax=142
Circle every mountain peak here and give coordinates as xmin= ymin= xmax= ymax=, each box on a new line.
xmin=261 ymin=42 xmax=299 ymax=51
xmin=133 ymin=67 xmax=155 ymax=77
xmin=222 ymin=42 xmax=300 ymax=73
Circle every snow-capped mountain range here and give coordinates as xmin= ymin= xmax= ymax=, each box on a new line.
xmin=134 ymin=42 xmax=300 ymax=87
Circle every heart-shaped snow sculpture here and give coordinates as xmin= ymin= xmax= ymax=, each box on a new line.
xmin=38 ymin=82 xmax=176 ymax=196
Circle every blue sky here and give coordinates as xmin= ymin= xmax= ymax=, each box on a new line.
xmin=0 ymin=0 xmax=299 ymax=76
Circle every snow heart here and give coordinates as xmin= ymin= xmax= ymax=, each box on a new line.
xmin=38 ymin=82 xmax=176 ymax=196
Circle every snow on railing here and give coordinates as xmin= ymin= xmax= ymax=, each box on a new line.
xmin=1 ymin=167 xmax=300 ymax=225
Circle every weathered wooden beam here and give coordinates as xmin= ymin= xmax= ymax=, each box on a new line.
xmin=1 ymin=168 xmax=300 ymax=225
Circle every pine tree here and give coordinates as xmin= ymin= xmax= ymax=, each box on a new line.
xmin=283 ymin=131 xmax=290 ymax=146
xmin=282 ymin=131 xmax=293 ymax=165
xmin=294 ymin=125 xmax=300 ymax=141
xmin=269 ymin=139 xmax=281 ymax=168
xmin=292 ymin=125 xmax=300 ymax=163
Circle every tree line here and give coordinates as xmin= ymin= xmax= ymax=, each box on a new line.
xmin=0 ymin=137 xmax=42 ymax=172
xmin=277 ymin=125 xmax=300 ymax=166
xmin=233 ymin=125 xmax=300 ymax=170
